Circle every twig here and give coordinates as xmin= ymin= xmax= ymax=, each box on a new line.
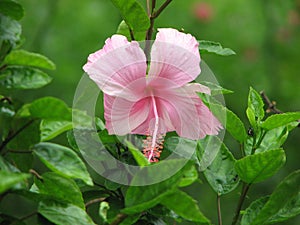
xmin=85 ymin=197 xmax=106 ymax=208
xmin=109 ymin=213 xmax=128 ymax=225
xmin=144 ymin=0 xmax=173 ymax=59
xmin=29 ymin=169 xmax=43 ymax=180
xmin=0 ymin=119 xmax=35 ymax=153
xmin=231 ymin=183 xmax=251 ymax=225
xmin=260 ymin=91 xmax=282 ymax=114
xmin=217 ymin=194 xmax=223 ymax=225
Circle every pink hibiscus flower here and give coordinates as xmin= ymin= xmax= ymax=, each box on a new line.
xmin=83 ymin=28 xmax=222 ymax=162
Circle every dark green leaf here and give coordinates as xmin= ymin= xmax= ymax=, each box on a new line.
xmin=7 ymin=119 xmax=40 ymax=150
xmin=123 ymin=159 xmax=192 ymax=214
xmin=199 ymin=40 xmax=236 ymax=56
xmin=251 ymin=170 xmax=300 ymax=225
xmin=0 ymin=0 xmax=24 ymax=20
xmin=126 ymin=141 xmax=150 ymax=166
xmin=38 ymin=200 xmax=95 ymax=225
xmin=34 ymin=172 xmax=85 ymax=209
xmin=210 ymin=103 xmax=247 ymax=143
xmin=235 ymin=149 xmax=286 ymax=184
xmin=6 ymin=152 xmax=33 ymax=172
xmin=200 ymin=81 xmax=233 ymax=95
xmin=0 ymin=66 xmax=52 ymax=89
xmin=4 ymin=49 xmax=56 ymax=70
xmin=0 ymin=171 xmax=30 ymax=194
xmin=116 ymin=20 xmax=146 ymax=41
xmin=204 ymin=139 xmax=239 ymax=195
xmin=40 ymin=119 xmax=73 ymax=141
xmin=241 ymin=196 xmax=268 ymax=225
xmin=0 ymin=40 xmax=13 ymax=63
xmin=0 ymin=99 xmax=15 ymax=140
xmin=160 ymin=190 xmax=210 ymax=223
xmin=248 ymin=87 xmax=264 ymax=121
xmin=0 ymin=14 xmax=21 ymax=46
xmin=110 ymin=0 xmax=150 ymax=32
xmin=29 ymin=97 xmax=71 ymax=120
xmin=33 ymin=142 xmax=93 ymax=185
xmin=261 ymin=112 xmax=300 ymax=130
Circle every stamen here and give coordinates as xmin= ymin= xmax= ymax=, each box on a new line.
xmin=142 ymin=94 xmax=165 ymax=162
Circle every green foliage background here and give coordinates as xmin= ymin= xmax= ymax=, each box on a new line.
xmin=1 ymin=0 xmax=299 ymax=224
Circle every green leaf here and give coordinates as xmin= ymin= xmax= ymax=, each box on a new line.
xmin=261 ymin=112 xmax=300 ymax=130
xmin=0 ymin=40 xmax=13 ymax=63
xmin=210 ymin=103 xmax=247 ymax=143
xmin=204 ymin=140 xmax=239 ymax=195
xmin=248 ymin=87 xmax=264 ymax=121
xmin=241 ymin=193 xmax=300 ymax=225
xmin=178 ymin=165 xmax=199 ymax=187
xmin=116 ymin=20 xmax=146 ymax=41
xmin=0 ymin=14 xmax=21 ymax=46
xmin=246 ymin=107 xmax=257 ymax=130
xmin=199 ymin=40 xmax=236 ymax=56
xmin=235 ymin=149 xmax=286 ymax=184
xmin=160 ymin=189 xmax=210 ymax=223
xmin=38 ymin=200 xmax=95 ymax=225
xmin=200 ymin=81 xmax=233 ymax=95
xmin=33 ymin=142 xmax=93 ymax=185
xmin=34 ymin=172 xmax=85 ymax=209
xmin=251 ymin=170 xmax=300 ymax=225
xmin=0 ymin=66 xmax=52 ymax=89
xmin=0 ymin=99 xmax=15 ymax=140
xmin=110 ymin=0 xmax=150 ymax=32
xmin=7 ymin=119 xmax=40 ymax=150
xmin=40 ymin=119 xmax=73 ymax=141
xmin=123 ymin=159 xmax=192 ymax=214
xmin=4 ymin=50 xmax=56 ymax=70
xmin=99 ymin=201 xmax=110 ymax=222
xmin=29 ymin=97 xmax=71 ymax=120
xmin=0 ymin=171 xmax=30 ymax=194
xmin=0 ymin=0 xmax=24 ymax=20
xmin=126 ymin=141 xmax=150 ymax=166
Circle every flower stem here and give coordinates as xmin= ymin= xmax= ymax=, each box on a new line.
xmin=231 ymin=182 xmax=251 ymax=225
xmin=217 ymin=194 xmax=223 ymax=225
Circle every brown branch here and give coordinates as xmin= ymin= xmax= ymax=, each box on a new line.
xmin=29 ymin=169 xmax=43 ymax=180
xmin=85 ymin=197 xmax=106 ymax=208
xmin=109 ymin=213 xmax=128 ymax=225
xmin=260 ymin=91 xmax=282 ymax=114
xmin=217 ymin=194 xmax=223 ymax=225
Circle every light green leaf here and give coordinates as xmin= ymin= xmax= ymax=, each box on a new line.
xmin=178 ymin=165 xmax=199 ymax=187
xmin=199 ymin=40 xmax=236 ymax=56
xmin=0 ymin=14 xmax=21 ymax=46
xmin=40 ymin=120 xmax=73 ymax=141
xmin=160 ymin=190 xmax=210 ymax=223
xmin=110 ymin=0 xmax=150 ymax=32
xmin=252 ymin=170 xmax=300 ymax=225
xmin=38 ymin=200 xmax=95 ymax=225
xmin=241 ymin=193 xmax=300 ymax=225
xmin=33 ymin=142 xmax=93 ymax=185
xmin=116 ymin=20 xmax=146 ymax=41
xmin=4 ymin=49 xmax=56 ymax=70
xmin=99 ymin=201 xmax=110 ymax=222
xmin=235 ymin=149 xmax=286 ymax=184
xmin=246 ymin=107 xmax=257 ymax=130
xmin=0 ymin=171 xmax=30 ymax=194
xmin=123 ymin=159 xmax=192 ymax=214
xmin=0 ymin=66 xmax=52 ymax=89
xmin=34 ymin=172 xmax=85 ymax=209
xmin=0 ymin=0 xmax=24 ymax=20
xmin=29 ymin=97 xmax=71 ymax=120
xmin=261 ymin=112 xmax=300 ymax=130
xmin=248 ymin=87 xmax=264 ymax=121
xmin=204 ymin=139 xmax=239 ymax=195
xmin=200 ymin=81 xmax=233 ymax=95
xmin=126 ymin=141 xmax=150 ymax=166
xmin=210 ymin=103 xmax=247 ymax=143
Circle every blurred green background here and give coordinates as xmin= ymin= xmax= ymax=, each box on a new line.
xmin=14 ymin=0 xmax=300 ymax=224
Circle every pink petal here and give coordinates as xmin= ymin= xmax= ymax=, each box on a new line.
xmin=83 ymin=35 xmax=147 ymax=100
xmin=104 ymin=94 xmax=150 ymax=135
xmin=154 ymin=84 xmax=222 ymax=140
xmin=148 ymin=28 xmax=201 ymax=88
